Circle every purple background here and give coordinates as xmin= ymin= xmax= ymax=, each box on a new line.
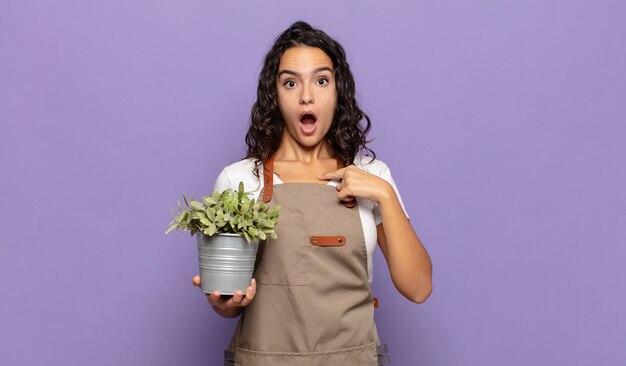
xmin=1 ymin=1 xmax=625 ymax=365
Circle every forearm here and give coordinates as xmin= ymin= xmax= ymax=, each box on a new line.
xmin=378 ymin=186 xmax=433 ymax=303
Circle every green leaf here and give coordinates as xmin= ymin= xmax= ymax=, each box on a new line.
xmin=258 ymin=219 xmax=274 ymax=229
xmin=238 ymin=181 xmax=245 ymax=198
xmin=204 ymin=196 xmax=218 ymax=205
xmin=206 ymin=207 xmax=216 ymax=220
xmin=190 ymin=201 xmax=205 ymax=210
xmin=208 ymin=224 xmax=217 ymax=236
xmin=164 ymin=224 xmax=178 ymax=235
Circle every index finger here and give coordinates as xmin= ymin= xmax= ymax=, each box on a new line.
xmin=318 ymin=166 xmax=348 ymax=181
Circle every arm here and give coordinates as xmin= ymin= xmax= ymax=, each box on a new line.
xmin=375 ymin=189 xmax=432 ymax=303
xmin=319 ymin=165 xmax=433 ymax=304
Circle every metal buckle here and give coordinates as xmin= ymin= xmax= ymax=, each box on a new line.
xmin=223 ymin=350 xmax=235 ymax=365
xmin=377 ymin=344 xmax=390 ymax=365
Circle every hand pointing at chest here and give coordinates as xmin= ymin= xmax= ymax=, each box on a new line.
xmin=318 ymin=165 xmax=394 ymax=205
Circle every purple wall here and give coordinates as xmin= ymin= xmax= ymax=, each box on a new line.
xmin=2 ymin=1 xmax=625 ymax=365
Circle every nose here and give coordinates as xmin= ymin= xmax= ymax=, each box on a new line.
xmin=299 ymin=85 xmax=314 ymax=105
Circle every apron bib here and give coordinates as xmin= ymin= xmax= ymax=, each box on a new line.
xmin=224 ymin=157 xmax=389 ymax=366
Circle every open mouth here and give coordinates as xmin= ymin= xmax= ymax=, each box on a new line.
xmin=299 ymin=112 xmax=317 ymax=135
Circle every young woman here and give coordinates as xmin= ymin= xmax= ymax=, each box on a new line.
xmin=192 ymin=21 xmax=432 ymax=366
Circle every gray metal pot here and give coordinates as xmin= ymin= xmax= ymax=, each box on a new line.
xmin=196 ymin=233 xmax=258 ymax=295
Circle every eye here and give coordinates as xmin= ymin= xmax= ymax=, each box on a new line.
xmin=284 ymin=80 xmax=297 ymax=89
xmin=316 ymin=78 xmax=329 ymax=86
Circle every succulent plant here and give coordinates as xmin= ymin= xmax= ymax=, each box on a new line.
xmin=165 ymin=181 xmax=280 ymax=243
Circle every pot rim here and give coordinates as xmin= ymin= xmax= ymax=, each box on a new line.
xmin=200 ymin=232 xmax=242 ymax=237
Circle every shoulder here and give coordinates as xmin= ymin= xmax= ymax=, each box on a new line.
xmin=353 ymin=155 xmax=410 ymax=222
xmin=213 ymin=158 xmax=262 ymax=193
xmin=221 ymin=158 xmax=258 ymax=177
xmin=352 ymin=155 xmax=391 ymax=177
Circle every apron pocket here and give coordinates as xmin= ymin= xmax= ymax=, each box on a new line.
xmin=258 ymin=237 xmax=309 ymax=286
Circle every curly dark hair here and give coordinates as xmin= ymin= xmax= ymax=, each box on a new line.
xmin=245 ymin=21 xmax=375 ymax=176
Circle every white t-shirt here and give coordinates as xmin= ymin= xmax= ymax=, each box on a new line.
xmin=212 ymin=155 xmax=409 ymax=283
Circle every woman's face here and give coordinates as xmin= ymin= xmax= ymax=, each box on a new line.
xmin=276 ymin=46 xmax=337 ymax=148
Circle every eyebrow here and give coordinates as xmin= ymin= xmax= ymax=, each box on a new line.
xmin=277 ymin=66 xmax=334 ymax=78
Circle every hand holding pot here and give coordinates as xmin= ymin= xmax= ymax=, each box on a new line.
xmin=192 ymin=275 xmax=256 ymax=318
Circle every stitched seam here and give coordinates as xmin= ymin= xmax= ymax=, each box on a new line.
xmin=236 ymin=342 xmax=377 ymax=357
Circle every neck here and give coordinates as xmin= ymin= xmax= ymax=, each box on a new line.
xmin=274 ymin=133 xmax=333 ymax=163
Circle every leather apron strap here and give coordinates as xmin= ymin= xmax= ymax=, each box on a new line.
xmin=262 ymin=155 xmax=356 ymax=208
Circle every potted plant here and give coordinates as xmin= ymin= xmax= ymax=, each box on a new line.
xmin=166 ymin=182 xmax=280 ymax=295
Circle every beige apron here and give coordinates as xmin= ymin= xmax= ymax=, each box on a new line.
xmin=224 ymin=157 xmax=390 ymax=366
